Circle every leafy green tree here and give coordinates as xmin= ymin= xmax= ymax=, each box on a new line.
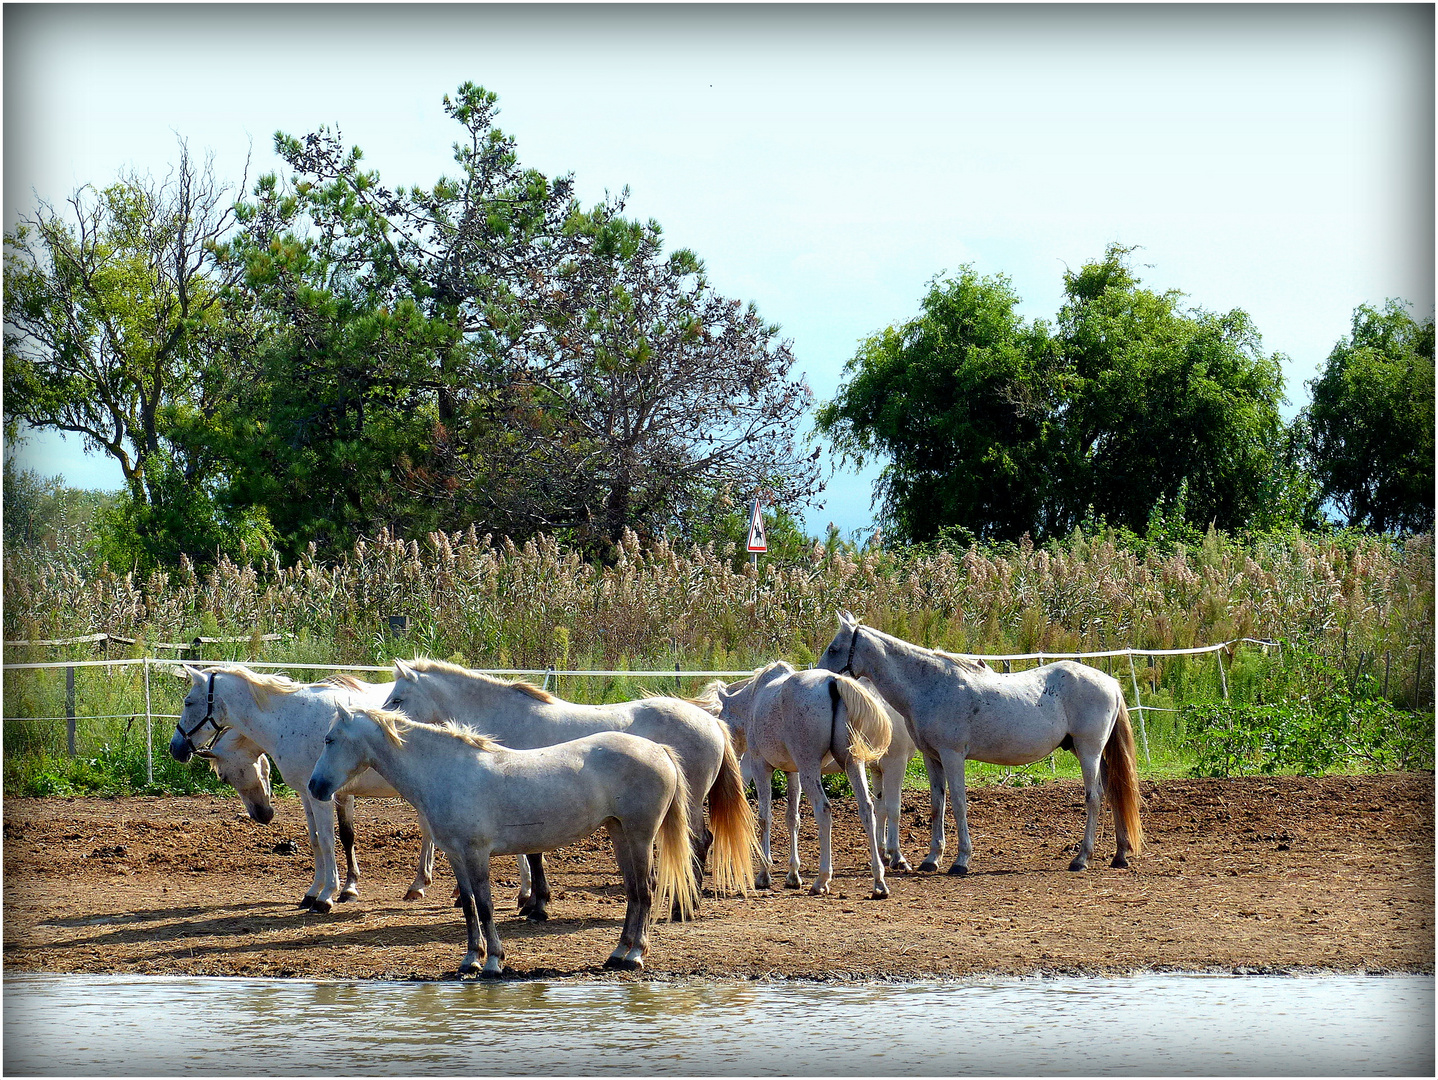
xmin=3 ymin=144 xmax=268 ymax=567
xmin=238 ymin=83 xmax=820 ymax=555
xmin=1052 ymin=245 xmax=1291 ymax=534
xmin=820 ymin=246 xmax=1299 ymax=542
xmin=815 ymin=268 xmax=1059 ymax=543
xmin=1304 ymin=300 xmax=1435 ymax=533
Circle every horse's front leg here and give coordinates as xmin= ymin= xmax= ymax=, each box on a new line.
xmin=843 ymin=758 xmax=888 ymax=899
xmin=299 ymin=790 xmax=340 ymax=912
xmin=917 ymin=752 xmax=947 ymax=872
xmin=797 ymin=768 xmax=833 ymax=896
xmin=405 ymin=817 xmax=436 ymax=901
xmin=1070 ymin=751 xmax=1103 ymax=871
xmin=750 ymin=754 xmax=775 ymax=889
xmin=937 ymin=749 xmax=972 ymax=875
xmin=783 ymin=771 xmax=804 ymax=888
xmin=515 ymin=853 xmax=532 ymax=911
xmin=336 ymin=795 xmax=360 ymax=902
xmin=605 ymin=825 xmax=649 ymax=971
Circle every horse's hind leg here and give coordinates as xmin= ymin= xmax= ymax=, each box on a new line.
xmin=843 ymin=758 xmax=888 ymax=899
xmin=878 ymin=759 xmax=911 ymax=872
xmin=937 ymin=748 xmax=972 ymax=875
xmin=917 ymin=753 xmax=947 ymax=872
xmin=1069 ymin=751 xmax=1102 ymax=871
xmin=454 ymin=849 xmax=503 ymax=978
xmin=519 ymin=854 xmax=551 ymax=922
xmin=515 ymin=854 xmax=532 ymax=911
xmin=752 ymin=757 xmax=776 ymax=889
xmin=604 ymin=824 xmax=650 ymax=971
xmin=1102 ymin=758 xmax=1133 ymax=868
xmin=783 ymin=771 xmax=805 ymax=888
xmin=299 ymin=791 xmax=341 ymax=912
xmin=797 ymin=767 xmax=833 ymax=896
xmin=336 ymin=795 xmax=360 ymax=902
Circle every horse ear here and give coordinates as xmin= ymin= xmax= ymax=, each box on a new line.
xmin=837 ymin=609 xmax=856 ymax=626
xmin=394 ymin=658 xmax=416 ymax=682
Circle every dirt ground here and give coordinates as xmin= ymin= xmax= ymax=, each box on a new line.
xmin=3 ymin=773 xmax=1432 ymax=982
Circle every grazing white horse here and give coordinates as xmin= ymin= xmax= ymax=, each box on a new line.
xmin=309 ymin=705 xmax=698 ymax=976
xmin=816 ymin=611 xmax=1144 ymax=875
xmin=697 ymin=662 xmax=895 ymax=899
xmin=382 ymin=658 xmax=755 ymax=917
xmin=168 ymin=666 xmax=437 ymax=911
xmin=195 ymin=727 xmax=275 ymax=824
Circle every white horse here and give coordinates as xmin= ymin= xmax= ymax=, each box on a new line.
xmin=195 ymin=724 xmax=451 ymax=903
xmin=194 ymin=727 xmax=275 ymax=824
xmin=309 ymin=705 xmax=699 ymax=976
xmin=816 ymin=611 xmax=1144 ymax=874
xmin=697 ymin=662 xmax=895 ymax=899
xmin=168 ymin=666 xmax=437 ymax=911
xmin=381 ymin=658 xmax=755 ymax=917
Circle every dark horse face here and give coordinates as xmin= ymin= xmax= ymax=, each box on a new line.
xmin=169 ymin=666 xmax=217 ymax=763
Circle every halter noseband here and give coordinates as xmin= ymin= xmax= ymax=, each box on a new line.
xmin=176 ymin=671 xmax=224 ymax=751
xmin=839 ymin=621 xmax=862 ymax=676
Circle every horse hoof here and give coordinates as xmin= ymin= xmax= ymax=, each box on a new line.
xmin=603 ymin=955 xmax=626 ymax=970
xmin=525 ymin=909 xmax=549 ymax=924
xmin=869 ymin=887 xmax=889 ymax=900
xmin=784 ymin=874 xmax=803 ymax=889
xmin=946 ymin=863 xmax=968 ymax=876
xmin=755 ymin=871 xmax=772 ymax=890
xmin=808 ymin=882 xmax=830 ymax=896
xmin=298 ymin=896 xmax=316 ymax=910
xmin=403 ymin=889 xmax=424 ymax=901
xmin=890 ymin=857 xmax=912 ymax=873
xmin=918 ymin=861 xmax=939 ymax=873
xmin=1111 ymin=854 xmax=1130 ymax=869
xmin=310 ymin=898 xmax=333 ymax=914
xmin=1068 ymin=858 xmax=1089 ymax=872
xmin=338 ymin=889 xmax=358 ymax=903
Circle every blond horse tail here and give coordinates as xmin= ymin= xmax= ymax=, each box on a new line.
xmin=831 ymin=675 xmax=892 ymax=764
xmin=1103 ymin=698 xmax=1145 ymax=855
xmin=654 ymin=747 xmax=700 ymax=922
xmin=703 ymin=727 xmax=759 ymax=897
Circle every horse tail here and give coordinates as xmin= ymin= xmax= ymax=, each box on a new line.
xmin=1103 ymin=697 xmax=1145 ymax=855
xmin=703 ymin=726 xmax=759 ymax=897
xmin=654 ymin=746 xmax=701 ymax=922
xmin=830 ymin=675 xmax=892 ymax=764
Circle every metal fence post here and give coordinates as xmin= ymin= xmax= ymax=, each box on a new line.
xmin=144 ymin=657 xmax=154 ymax=785
xmin=65 ymin=665 xmax=76 ymax=756
xmin=1216 ymin=648 xmax=1230 ymax=700
xmin=1127 ymin=650 xmax=1151 ymax=763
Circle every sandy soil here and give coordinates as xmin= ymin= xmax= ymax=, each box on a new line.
xmin=3 ymin=773 xmax=1432 ymax=981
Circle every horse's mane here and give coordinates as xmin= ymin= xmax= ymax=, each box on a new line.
xmin=934 ymin=649 xmax=990 ymax=672
xmin=404 ymin=657 xmax=558 ymax=703
xmin=321 ymin=672 xmax=372 ymax=693
xmin=359 ymin=706 xmax=504 ymax=752
xmin=209 ymin=665 xmax=301 ymax=708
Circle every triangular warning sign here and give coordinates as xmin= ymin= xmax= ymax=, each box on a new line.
xmin=747 ymin=498 xmax=768 ymax=552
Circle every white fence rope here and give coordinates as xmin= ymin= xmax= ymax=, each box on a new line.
xmin=2 ymin=639 xmax=1280 ymax=780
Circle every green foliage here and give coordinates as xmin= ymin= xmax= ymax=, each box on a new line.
xmin=821 ymin=245 xmax=1300 ymax=543
xmin=2 ymin=454 xmax=114 ymax=554
xmin=1183 ymin=641 xmax=1435 ymax=776
xmin=1304 ymin=299 xmax=1435 ymax=534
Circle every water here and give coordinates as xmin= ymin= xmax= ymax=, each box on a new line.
xmin=3 ymin=973 xmax=1432 ymax=1076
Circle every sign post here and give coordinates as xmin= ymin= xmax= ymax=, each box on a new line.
xmin=746 ymin=496 xmax=768 ymax=572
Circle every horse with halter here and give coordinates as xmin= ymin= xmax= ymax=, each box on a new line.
xmin=816 ymin=611 xmax=1144 ymax=875
xmin=168 ymin=666 xmax=438 ymax=911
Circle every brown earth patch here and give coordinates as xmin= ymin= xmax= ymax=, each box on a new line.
xmin=3 ymin=773 xmax=1432 ymax=981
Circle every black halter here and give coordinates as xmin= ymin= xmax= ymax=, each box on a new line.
xmin=176 ymin=671 xmax=224 ymax=751
xmin=839 ymin=621 xmax=862 ymax=676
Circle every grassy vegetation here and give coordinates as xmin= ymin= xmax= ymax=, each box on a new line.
xmin=4 ymin=526 xmax=1432 ymax=796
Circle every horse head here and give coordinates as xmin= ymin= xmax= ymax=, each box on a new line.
xmin=169 ymin=665 xmax=222 ymax=763
xmin=198 ymin=728 xmax=275 ymax=824
xmin=816 ymin=611 xmax=863 ymax=676
xmin=308 ymin=703 xmax=364 ymax=802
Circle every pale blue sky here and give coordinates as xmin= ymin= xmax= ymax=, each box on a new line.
xmin=5 ymin=4 xmax=1433 ymax=539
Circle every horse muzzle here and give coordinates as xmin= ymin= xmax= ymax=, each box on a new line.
xmin=169 ymin=729 xmax=196 ymax=764
xmin=247 ymin=802 xmax=276 ymax=825
xmin=307 ymin=775 xmax=335 ymax=802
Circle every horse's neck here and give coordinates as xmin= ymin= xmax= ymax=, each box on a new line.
xmin=858 ymin=631 xmax=951 ymax=717
xmin=216 ymin=678 xmax=290 ymax=749
xmin=361 ymin=724 xmax=468 ymax=812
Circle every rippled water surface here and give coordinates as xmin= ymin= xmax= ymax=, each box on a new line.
xmin=4 ymin=973 xmax=1432 ymax=1076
